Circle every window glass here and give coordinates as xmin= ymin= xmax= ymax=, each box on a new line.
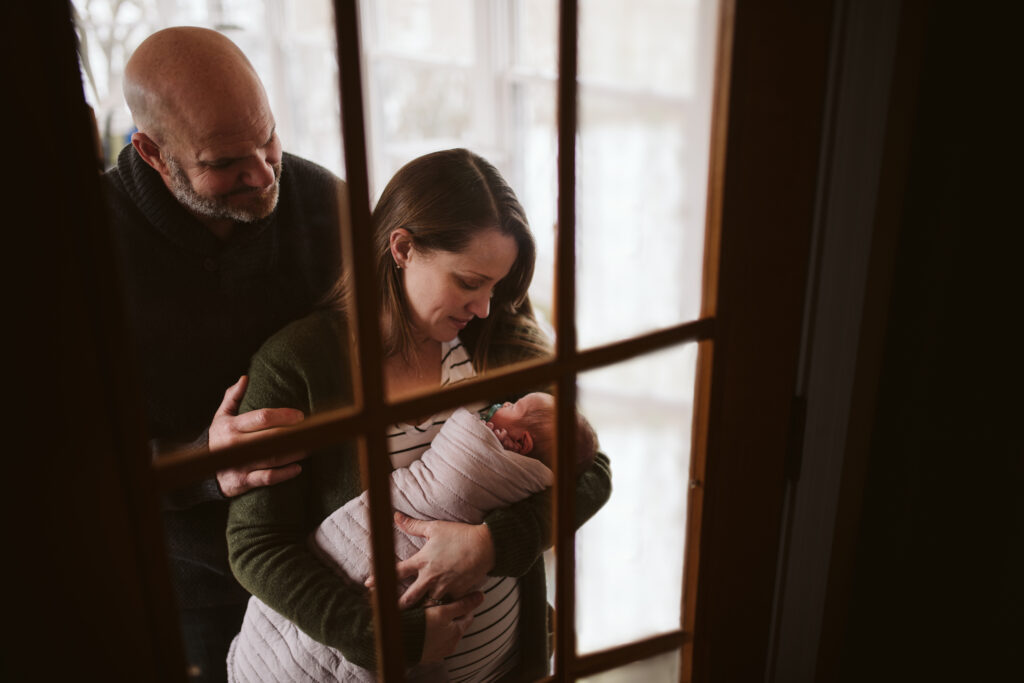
xmin=73 ymin=0 xmax=344 ymax=176
xmin=576 ymin=90 xmax=699 ymax=345
xmin=371 ymin=0 xmax=474 ymax=62
xmin=510 ymin=79 xmax=559 ymax=326
xmin=72 ymin=4 xmax=351 ymax=678
xmin=74 ymin=0 xmax=715 ymax=675
xmin=575 ymin=0 xmax=718 ymax=347
xmin=574 ymin=343 xmax=698 ymax=653
xmin=511 ymin=0 xmax=557 ymax=75
xmin=372 ymin=63 xmax=474 ymax=150
xmin=580 ymin=0 xmax=700 ymax=96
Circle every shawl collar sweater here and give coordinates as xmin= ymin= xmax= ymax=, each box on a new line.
xmin=103 ymin=144 xmax=345 ymax=608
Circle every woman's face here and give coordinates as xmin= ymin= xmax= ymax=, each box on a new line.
xmin=395 ymin=227 xmax=518 ymax=344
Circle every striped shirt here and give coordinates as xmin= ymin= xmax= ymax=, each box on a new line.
xmin=387 ymin=337 xmax=521 ymax=682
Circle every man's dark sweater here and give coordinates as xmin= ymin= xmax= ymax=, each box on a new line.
xmin=103 ymin=144 xmax=344 ymax=609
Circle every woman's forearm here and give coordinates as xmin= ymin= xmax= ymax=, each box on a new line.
xmin=227 ymin=472 xmax=426 ymax=670
xmin=484 ymin=452 xmax=612 ymax=577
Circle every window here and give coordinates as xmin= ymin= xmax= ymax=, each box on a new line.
xmin=359 ymin=0 xmax=720 ymax=659
xmin=75 ymin=0 xmax=720 ymax=675
xmin=52 ymin=0 xmax=834 ymax=681
xmin=321 ymin=3 xmax=720 ymax=677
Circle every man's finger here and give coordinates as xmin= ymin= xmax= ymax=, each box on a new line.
xmin=231 ymin=407 xmax=305 ymax=434
xmin=255 ymin=462 xmax=304 ymax=488
xmin=242 ymin=462 xmax=302 ymax=490
xmin=247 ymin=451 xmax=309 ymax=470
xmin=214 ymin=376 xmax=248 ymax=418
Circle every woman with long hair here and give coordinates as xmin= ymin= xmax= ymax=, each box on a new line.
xmin=227 ymin=149 xmax=611 ymax=681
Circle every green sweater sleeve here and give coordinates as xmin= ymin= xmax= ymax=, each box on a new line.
xmin=226 ymin=316 xmax=425 ymax=671
xmin=485 ymin=451 xmax=612 ymax=577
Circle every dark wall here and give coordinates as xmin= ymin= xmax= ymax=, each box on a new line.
xmin=838 ymin=3 xmax=1019 ymax=681
xmin=5 ymin=4 xmax=184 ymax=681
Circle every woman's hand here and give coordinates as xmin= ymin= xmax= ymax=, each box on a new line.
xmin=419 ymin=592 xmax=484 ymax=663
xmin=366 ymin=512 xmax=495 ymax=609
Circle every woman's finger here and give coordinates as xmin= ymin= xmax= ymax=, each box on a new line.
xmin=394 ymin=557 xmax=423 ymax=581
xmin=398 ymin=574 xmax=434 ymax=609
xmin=394 ymin=511 xmax=431 ymax=538
xmin=420 ymin=592 xmax=482 ymax=663
xmin=364 ymin=557 xmax=419 ymax=589
xmin=440 ymin=592 xmax=484 ymax=621
xmin=365 ymin=555 xmax=423 ymax=588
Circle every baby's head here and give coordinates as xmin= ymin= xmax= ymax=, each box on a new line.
xmin=484 ymin=392 xmax=598 ymax=474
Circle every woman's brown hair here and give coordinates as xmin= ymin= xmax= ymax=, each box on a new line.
xmin=323 ymin=148 xmax=550 ymax=371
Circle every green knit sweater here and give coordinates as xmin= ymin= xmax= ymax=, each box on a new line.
xmin=227 ymin=309 xmax=612 ymax=679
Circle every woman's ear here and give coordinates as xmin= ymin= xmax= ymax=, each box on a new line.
xmin=389 ymin=228 xmax=414 ymax=268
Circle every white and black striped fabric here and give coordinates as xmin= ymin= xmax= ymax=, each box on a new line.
xmin=386 ymin=337 xmax=520 ymax=682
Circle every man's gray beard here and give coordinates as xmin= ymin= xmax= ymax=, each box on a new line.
xmin=166 ymin=156 xmax=282 ymax=223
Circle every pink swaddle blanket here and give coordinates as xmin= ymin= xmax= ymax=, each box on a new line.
xmin=228 ymin=408 xmax=553 ymax=682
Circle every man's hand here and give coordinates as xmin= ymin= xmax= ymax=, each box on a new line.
xmin=420 ymin=592 xmax=484 ymax=664
xmin=365 ymin=512 xmax=495 ymax=609
xmin=209 ymin=376 xmax=307 ymax=498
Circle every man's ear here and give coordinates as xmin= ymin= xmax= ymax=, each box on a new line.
xmin=131 ymin=131 xmax=171 ymax=177
xmin=389 ymin=228 xmax=414 ymax=268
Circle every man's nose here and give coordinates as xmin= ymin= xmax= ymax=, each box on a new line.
xmin=241 ymin=152 xmax=276 ymax=188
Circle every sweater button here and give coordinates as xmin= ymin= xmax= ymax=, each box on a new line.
xmin=203 ymin=258 xmax=218 ymax=272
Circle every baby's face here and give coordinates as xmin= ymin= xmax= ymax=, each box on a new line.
xmin=485 ymin=393 xmax=551 ymax=454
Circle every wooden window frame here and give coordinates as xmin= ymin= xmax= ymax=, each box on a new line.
xmin=16 ymin=0 xmax=836 ymax=680
xmin=154 ymin=1 xmax=719 ymax=678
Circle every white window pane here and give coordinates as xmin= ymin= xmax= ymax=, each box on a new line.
xmin=72 ymin=0 xmax=345 ymax=177
xmin=277 ymin=42 xmax=345 ymax=176
xmin=217 ymin=0 xmax=266 ymax=32
xmin=576 ymin=93 xmax=704 ymax=346
xmin=574 ymin=343 xmax=698 ymax=653
xmin=372 ymin=0 xmax=475 ymax=62
xmin=510 ymin=81 xmax=559 ymax=326
xmin=580 ymin=0 xmax=701 ymax=96
xmin=362 ymin=1 xmax=489 ymax=198
xmin=373 ymin=63 xmax=474 ymax=144
xmin=512 ymin=0 xmax=557 ymax=73
xmin=575 ymin=0 xmax=718 ymax=348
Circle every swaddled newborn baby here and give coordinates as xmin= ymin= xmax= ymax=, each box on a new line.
xmin=481 ymin=391 xmax=597 ymax=473
xmin=228 ymin=392 xmax=598 ymax=682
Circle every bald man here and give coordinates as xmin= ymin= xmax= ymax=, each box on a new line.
xmin=103 ymin=27 xmax=345 ymax=682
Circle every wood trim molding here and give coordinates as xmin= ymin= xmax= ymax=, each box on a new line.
xmin=690 ymin=1 xmax=837 ymax=680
